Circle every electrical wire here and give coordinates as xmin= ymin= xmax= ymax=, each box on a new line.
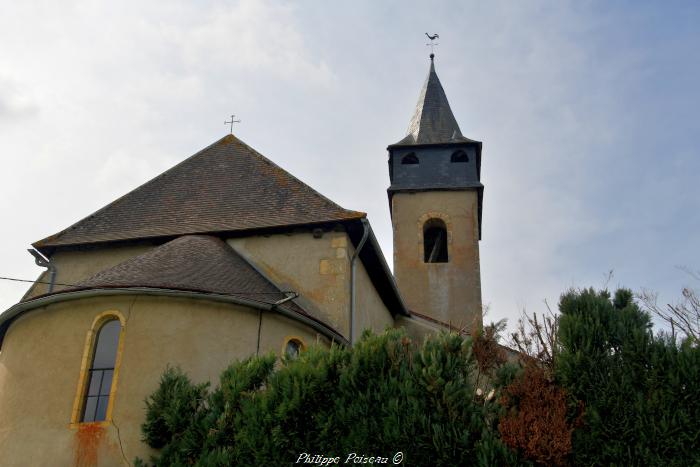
xmin=0 ymin=276 xmax=295 ymax=295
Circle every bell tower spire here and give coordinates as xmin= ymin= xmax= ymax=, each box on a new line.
xmin=388 ymin=55 xmax=484 ymax=331
xmin=401 ymin=55 xmax=464 ymax=145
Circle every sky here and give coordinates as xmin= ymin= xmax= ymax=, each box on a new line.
xmin=1 ymin=0 xmax=699 ymax=332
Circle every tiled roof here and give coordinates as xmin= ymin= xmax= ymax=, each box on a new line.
xmin=392 ymin=58 xmax=478 ymax=146
xmin=5 ymin=235 xmax=346 ymax=346
xmin=34 ymin=134 xmax=365 ymax=250
xmin=54 ymin=235 xmax=304 ymax=312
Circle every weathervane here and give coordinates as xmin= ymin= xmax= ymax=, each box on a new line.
xmin=224 ymin=114 xmax=241 ymax=134
xmin=425 ymin=33 xmax=439 ymax=59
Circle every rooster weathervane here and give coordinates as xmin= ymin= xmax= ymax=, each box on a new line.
xmin=425 ymin=33 xmax=439 ymax=57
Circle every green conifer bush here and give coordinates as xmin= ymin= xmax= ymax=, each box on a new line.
xmin=556 ymin=288 xmax=700 ymax=466
xmin=137 ymin=288 xmax=700 ymax=466
xmin=137 ymin=329 xmax=515 ymax=466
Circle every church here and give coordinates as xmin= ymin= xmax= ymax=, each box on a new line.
xmin=0 ymin=54 xmax=485 ymax=465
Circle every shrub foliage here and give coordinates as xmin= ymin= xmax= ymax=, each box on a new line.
xmin=556 ymin=288 xmax=700 ymax=466
xmin=138 ymin=288 xmax=700 ymax=466
xmin=138 ymin=329 xmax=515 ymax=466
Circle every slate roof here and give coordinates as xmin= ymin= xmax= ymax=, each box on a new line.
xmin=34 ymin=134 xmax=365 ymax=251
xmin=393 ymin=58 xmax=478 ymax=146
xmin=51 ymin=235 xmax=303 ymax=312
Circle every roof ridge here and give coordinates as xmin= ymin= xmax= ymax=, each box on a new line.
xmin=230 ymin=135 xmax=365 ymax=218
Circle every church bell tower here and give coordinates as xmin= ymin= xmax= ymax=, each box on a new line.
xmin=388 ymin=54 xmax=483 ymax=330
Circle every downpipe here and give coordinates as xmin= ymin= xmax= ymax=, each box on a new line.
xmin=349 ymin=218 xmax=370 ymax=345
xmin=28 ymin=249 xmax=56 ymax=293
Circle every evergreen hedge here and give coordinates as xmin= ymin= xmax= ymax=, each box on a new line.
xmin=137 ymin=288 xmax=700 ymax=466
xmin=136 ymin=329 xmax=516 ymax=466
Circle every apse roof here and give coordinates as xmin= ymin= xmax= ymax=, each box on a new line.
xmin=63 ymin=235 xmax=298 ymax=308
xmin=0 ymin=235 xmax=348 ymax=348
xmin=34 ymin=134 xmax=365 ymax=251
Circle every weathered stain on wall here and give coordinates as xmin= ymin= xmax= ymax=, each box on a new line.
xmin=74 ymin=423 xmax=105 ymax=467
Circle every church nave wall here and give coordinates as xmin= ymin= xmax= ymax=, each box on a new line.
xmin=0 ymin=293 xmax=325 ymax=466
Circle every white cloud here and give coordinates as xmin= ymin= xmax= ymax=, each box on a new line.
xmin=0 ymin=1 xmax=698 ymax=336
xmin=0 ymin=78 xmax=38 ymax=123
xmin=0 ymin=0 xmax=334 ymax=311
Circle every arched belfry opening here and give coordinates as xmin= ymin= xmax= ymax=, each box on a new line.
xmin=401 ymin=153 xmax=419 ymax=165
xmin=451 ymin=150 xmax=469 ymax=163
xmin=423 ymin=219 xmax=448 ymax=263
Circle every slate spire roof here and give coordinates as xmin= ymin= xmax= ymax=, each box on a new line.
xmin=393 ymin=56 xmax=477 ymax=146
xmin=34 ymin=134 xmax=365 ymax=251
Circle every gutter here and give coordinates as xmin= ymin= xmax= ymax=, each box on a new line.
xmin=0 ymin=287 xmax=349 ymax=350
xmin=28 ymin=249 xmax=56 ymax=293
xmin=349 ymin=218 xmax=370 ymax=345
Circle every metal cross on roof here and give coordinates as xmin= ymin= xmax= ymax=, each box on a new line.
xmin=224 ymin=114 xmax=241 ymax=133
xmin=425 ymin=32 xmax=439 ymax=58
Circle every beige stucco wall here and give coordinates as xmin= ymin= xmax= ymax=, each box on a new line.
xmin=24 ymin=244 xmax=154 ymax=300
xmin=0 ymin=230 xmax=400 ymax=464
xmin=350 ymin=245 xmax=395 ymax=340
xmin=21 ymin=229 xmax=396 ymax=344
xmin=394 ymin=315 xmax=445 ymax=344
xmin=0 ymin=294 xmax=327 ymax=466
xmin=392 ymin=190 xmax=482 ymax=331
xmin=228 ymin=230 xmax=394 ymax=340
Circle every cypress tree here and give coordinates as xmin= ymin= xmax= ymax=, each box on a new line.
xmin=556 ymin=288 xmax=700 ymax=466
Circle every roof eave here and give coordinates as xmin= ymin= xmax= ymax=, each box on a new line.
xmin=32 ymin=215 xmax=368 ymax=256
xmin=387 ymin=139 xmax=482 ymax=150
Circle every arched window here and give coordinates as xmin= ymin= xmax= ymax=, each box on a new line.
xmin=424 ymin=219 xmax=448 ymax=263
xmin=81 ymin=319 xmax=121 ymax=422
xmin=401 ymin=153 xmax=419 ymax=165
xmin=284 ymin=338 xmax=305 ymax=359
xmin=451 ymin=150 xmax=469 ymax=163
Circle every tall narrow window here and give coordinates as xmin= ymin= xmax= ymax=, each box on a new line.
xmin=424 ymin=219 xmax=448 ymax=263
xmin=401 ymin=153 xmax=419 ymax=165
xmin=81 ymin=319 xmax=121 ymax=422
xmin=451 ymin=150 xmax=469 ymax=163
